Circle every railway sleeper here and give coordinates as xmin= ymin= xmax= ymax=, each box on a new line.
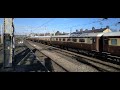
xmin=29 ymin=41 xmax=120 ymax=65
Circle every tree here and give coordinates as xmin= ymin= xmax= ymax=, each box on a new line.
xmin=92 ymin=27 xmax=95 ymax=30
xmin=76 ymin=29 xmax=79 ymax=32
xmin=106 ymin=26 xmax=109 ymax=29
xmin=55 ymin=31 xmax=61 ymax=35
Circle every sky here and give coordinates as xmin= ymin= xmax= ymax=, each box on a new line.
xmin=0 ymin=18 xmax=120 ymax=35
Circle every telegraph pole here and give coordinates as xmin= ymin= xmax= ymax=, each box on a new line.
xmin=3 ymin=18 xmax=14 ymax=68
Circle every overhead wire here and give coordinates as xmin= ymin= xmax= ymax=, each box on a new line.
xmin=14 ymin=18 xmax=120 ymax=34
xmin=14 ymin=18 xmax=55 ymax=33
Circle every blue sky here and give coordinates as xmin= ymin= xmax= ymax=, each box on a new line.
xmin=0 ymin=18 xmax=120 ymax=35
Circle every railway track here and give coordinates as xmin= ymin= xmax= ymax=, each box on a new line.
xmin=52 ymin=49 xmax=120 ymax=72
xmin=26 ymin=41 xmax=98 ymax=72
xmin=24 ymin=41 xmax=67 ymax=72
xmin=12 ymin=42 xmax=50 ymax=72
xmin=14 ymin=48 xmax=50 ymax=72
xmin=0 ymin=45 xmax=27 ymax=70
xmin=0 ymin=41 xmax=52 ymax=72
xmin=26 ymin=40 xmax=120 ymax=72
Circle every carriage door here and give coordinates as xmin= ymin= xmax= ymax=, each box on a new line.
xmin=103 ymin=37 xmax=108 ymax=52
xmin=92 ymin=37 xmax=96 ymax=51
xmin=99 ymin=36 xmax=103 ymax=52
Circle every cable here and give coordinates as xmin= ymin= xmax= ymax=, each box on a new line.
xmin=62 ymin=19 xmax=103 ymax=30
xmin=14 ymin=19 xmax=55 ymax=35
xmin=32 ymin=18 xmax=55 ymax=31
xmin=14 ymin=18 xmax=120 ymax=34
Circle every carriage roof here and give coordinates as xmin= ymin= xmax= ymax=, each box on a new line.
xmin=52 ymin=35 xmax=70 ymax=38
xmin=70 ymin=32 xmax=104 ymax=37
xmin=103 ymin=32 xmax=120 ymax=36
xmin=31 ymin=36 xmax=51 ymax=38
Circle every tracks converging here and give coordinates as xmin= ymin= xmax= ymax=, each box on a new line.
xmin=0 ymin=43 xmax=51 ymax=72
xmin=26 ymin=40 xmax=120 ymax=72
xmin=1 ymin=40 xmax=120 ymax=72
xmin=13 ymin=44 xmax=50 ymax=72
xmin=24 ymin=41 xmax=67 ymax=72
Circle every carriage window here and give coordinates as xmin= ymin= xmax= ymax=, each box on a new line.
xmin=63 ymin=38 xmax=65 ymax=41
xmin=111 ymin=39 xmax=117 ymax=45
xmin=103 ymin=37 xmax=109 ymax=45
xmin=72 ymin=38 xmax=77 ymax=42
xmin=67 ymin=38 xmax=71 ymax=41
xmin=92 ymin=38 xmax=96 ymax=43
xmin=56 ymin=38 xmax=58 ymax=41
xmin=59 ymin=38 xmax=61 ymax=41
xmin=79 ymin=39 xmax=85 ymax=42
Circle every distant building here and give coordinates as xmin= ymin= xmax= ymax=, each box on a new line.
xmin=83 ymin=28 xmax=111 ymax=33
xmin=71 ymin=26 xmax=112 ymax=35
xmin=55 ymin=31 xmax=69 ymax=35
xmin=29 ymin=33 xmax=51 ymax=37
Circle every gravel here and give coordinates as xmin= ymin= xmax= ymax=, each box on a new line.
xmin=27 ymin=41 xmax=99 ymax=72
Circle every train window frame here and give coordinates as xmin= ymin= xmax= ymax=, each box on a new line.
xmin=56 ymin=38 xmax=58 ymax=41
xmin=67 ymin=38 xmax=71 ymax=41
xmin=72 ymin=38 xmax=77 ymax=42
xmin=104 ymin=38 xmax=108 ymax=45
xmin=79 ymin=38 xmax=85 ymax=42
xmin=63 ymin=38 xmax=65 ymax=41
xmin=111 ymin=39 xmax=117 ymax=45
xmin=92 ymin=37 xmax=96 ymax=43
xmin=59 ymin=38 xmax=61 ymax=41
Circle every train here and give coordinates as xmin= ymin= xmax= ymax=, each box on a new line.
xmin=27 ymin=32 xmax=120 ymax=63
